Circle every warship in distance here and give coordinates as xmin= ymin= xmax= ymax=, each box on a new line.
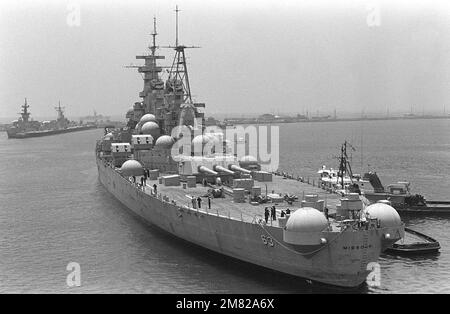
xmin=95 ymin=10 xmax=405 ymax=288
xmin=6 ymin=99 xmax=96 ymax=139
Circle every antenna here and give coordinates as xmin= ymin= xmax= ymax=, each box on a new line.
xmin=175 ymin=5 xmax=180 ymax=47
xmin=151 ymin=16 xmax=158 ymax=56
xmin=55 ymin=101 xmax=65 ymax=118
xmin=19 ymin=97 xmax=31 ymax=122
xmin=162 ymin=6 xmax=200 ymax=104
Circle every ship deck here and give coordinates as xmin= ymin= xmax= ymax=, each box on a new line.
xmin=140 ymin=173 xmax=341 ymax=228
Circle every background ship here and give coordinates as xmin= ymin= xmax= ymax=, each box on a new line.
xmin=6 ymin=99 xmax=96 ymax=139
xmin=95 ymin=9 xmax=405 ymax=288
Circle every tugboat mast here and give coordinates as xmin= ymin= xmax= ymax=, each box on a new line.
xmin=337 ymin=141 xmax=355 ymax=189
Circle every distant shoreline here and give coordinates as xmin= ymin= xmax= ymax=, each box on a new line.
xmin=218 ymin=115 xmax=450 ymax=126
xmin=2 ymin=115 xmax=449 ymax=132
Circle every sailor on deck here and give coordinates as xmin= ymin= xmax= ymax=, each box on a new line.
xmin=264 ymin=207 xmax=269 ymax=224
xmin=271 ymin=206 xmax=277 ymax=221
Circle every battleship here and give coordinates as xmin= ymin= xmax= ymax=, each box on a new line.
xmin=95 ymin=9 xmax=405 ymax=288
xmin=6 ymin=99 xmax=96 ymax=139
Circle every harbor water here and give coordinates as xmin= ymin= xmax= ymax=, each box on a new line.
xmin=1 ymin=118 xmax=449 ymax=293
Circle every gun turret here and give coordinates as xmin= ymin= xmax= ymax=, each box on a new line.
xmin=213 ymin=165 xmax=234 ymax=175
xmin=229 ymin=164 xmax=251 ymax=174
xmin=198 ymin=165 xmax=218 ymax=176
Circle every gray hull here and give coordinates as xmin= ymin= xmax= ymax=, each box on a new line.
xmin=7 ymin=125 xmax=96 ymax=139
xmin=97 ymin=158 xmax=387 ymax=288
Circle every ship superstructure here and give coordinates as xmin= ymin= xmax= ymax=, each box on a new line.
xmin=53 ymin=101 xmax=70 ymax=129
xmin=95 ymin=8 xmax=405 ymax=288
xmin=19 ymin=98 xmax=31 ymax=124
xmin=6 ymin=98 xmax=42 ymax=137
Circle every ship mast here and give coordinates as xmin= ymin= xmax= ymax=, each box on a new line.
xmin=123 ymin=8 xmax=205 ymax=134
xmin=125 ymin=17 xmax=166 ymax=123
xmin=55 ymin=101 xmax=65 ymax=121
xmin=165 ymin=5 xmax=199 ymax=104
xmin=337 ymin=141 xmax=355 ymax=189
xmin=20 ymin=98 xmax=30 ymax=123
xmin=158 ymin=5 xmax=205 ymax=134
xmin=150 ymin=16 xmax=157 ymax=58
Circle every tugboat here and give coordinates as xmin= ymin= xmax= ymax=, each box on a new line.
xmin=318 ymin=141 xmax=361 ymax=194
xmin=385 ymin=227 xmax=440 ymax=255
xmin=319 ymin=142 xmax=450 ymax=214
xmin=94 ymin=9 xmax=405 ymax=288
xmin=355 ymin=172 xmax=450 ymax=214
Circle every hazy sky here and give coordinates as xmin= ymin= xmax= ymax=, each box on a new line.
xmin=1 ymin=0 xmax=450 ymax=120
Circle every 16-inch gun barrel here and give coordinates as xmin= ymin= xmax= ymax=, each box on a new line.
xmin=198 ymin=165 xmax=218 ymax=176
xmin=213 ymin=165 xmax=235 ymax=175
xmin=229 ymin=164 xmax=251 ymax=174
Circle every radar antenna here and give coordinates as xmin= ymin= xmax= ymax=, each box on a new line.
xmin=151 ymin=16 xmax=158 ymax=57
xmin=175 ymin=6 xmax=179 ymax=47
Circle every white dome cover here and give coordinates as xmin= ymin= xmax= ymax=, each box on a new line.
xmin=192 ymin=134 xmax=210 ymax=146
xmin=139 ymin=113 xmax=157 ymax=124
xmin=192 ymin=134 xmax=219 ymax=155
xmin=204 ymin=133 xmax=221 ymax=143
xmin=155 ymin=135 xmax=175 ymax=149
xmin=120 ymin=159 xmax=144 ymax=176
xmin=364 ymin=202 xmax=401 ymax=228
xmin=286 ymin=207 xmax=328 ymax=233
xmin=141 ymin=121 xmax=160 ymax=136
